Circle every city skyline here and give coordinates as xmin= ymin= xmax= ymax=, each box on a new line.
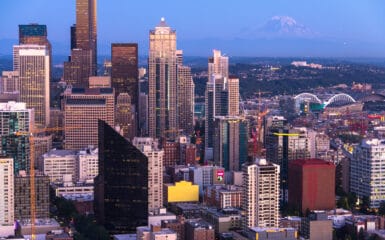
xmin=0 ymin=0 xmax=385 ymax=57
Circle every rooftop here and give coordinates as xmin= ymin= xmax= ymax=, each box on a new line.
xmin=290 ymin=158 xmax=335 ymax=167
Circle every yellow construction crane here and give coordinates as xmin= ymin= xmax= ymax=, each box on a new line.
xmin=15 ymin=126 xmax=79 ymax=240
xmin=273 ymin=133 xmax=300 ymax=137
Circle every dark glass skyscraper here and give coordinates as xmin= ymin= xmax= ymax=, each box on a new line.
xmin=111 ymin=43 xmax=138 ymax=103
xmin=64 ymin=0 xmax=97 ymax=87
xmin=95 ymin=120 xmax=148 ymax=234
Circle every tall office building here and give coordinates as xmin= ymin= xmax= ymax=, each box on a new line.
xmin=0 ymin=102 xmax=32 ymax=174
xmin=138 ymin=93 xmax=148 ymax=136
xmin=133 ymin=137 xmax=164 ymax=212
xmin=63 ymin=87 xmax=115 ymax=150
xmin=75 ymin=0 xmax=97 ymax=75
xmin=111 ymin=43 xmax=138 ymax=105
xmin=265 ymin=126 xmax=311 ymax=201
xmin=243 ymin=158 xmax=280 ymax=229
xmin=64 ymin=49 xmax=93 ymax=88
xmin=64 ymin=0 xmax=97 ymax=87
xmin=227 ymin=76 xmax=239 ymax=116
xmin=148 ymin=18 xmax=177 ymax=139
xmin=116 ymin=93 xmax=135 ymax=139
xmin=14 ymin=171 xmax=50 ymax=220
xmin=351 ymin=139 xmax=385 ymax=208
xmin=0 ymin=157 xmax=14 ymax=225
xmin=1 ymin=71 xmax=19 ymax=93
xmin=19 ymin=24 xmax=52 ymax=78
xmin=208 ymin=49 xmax=228 ymax=79
xmin=205 ymin=77 xmax=228 ymax=154
xmin=95 ymin=120 xmax=148 ymax=233
xmin=177 ymin=65 xmax=195 ymax=135
xmin=213 ymin=116 xmax=248 ymax=171
xmin=14 ymin=45 xmax=50 ymax=128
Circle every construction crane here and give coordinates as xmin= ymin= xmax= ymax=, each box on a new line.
xmin=15 ymin=126 xmax=79 ymax=240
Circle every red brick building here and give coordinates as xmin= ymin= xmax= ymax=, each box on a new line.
xmin=288 ymin=159 xmax=335 ymax=213
xmin=164 ymin=141 xmax=180 ymax=167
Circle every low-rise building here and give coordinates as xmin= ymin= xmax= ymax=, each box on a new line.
xmin=201 ymin=208 xmax=242 ymax=235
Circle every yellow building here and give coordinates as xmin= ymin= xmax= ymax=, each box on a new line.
xmin=164 ymin=181 xmax=199 ymax=204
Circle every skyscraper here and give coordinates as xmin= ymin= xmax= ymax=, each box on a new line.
xmin=116 ymin=93 xmax=135 ymax=139
xmin=351 ymin=139 xmax=385 ymax=208
xmin=95 ymin=120 xmax=148 ymax=233
xmin=111 ymin=43 xmax=138 ymax=105
xmin=0 ymin=102 xmax=32 ymax=174
xmin=14 ymin=45 xmax=50 ymax=128
xmin=208 ymin=49 xmax=228 ymax=79
xmin=148 ymin=18 xmax=177 ymax=139
xmin=18 ymin=24 xmax=52 ymax=78
xmin=177 ymin=65 xmax=195 ymax=135
xmin=133 ymin=137 xmax=164 ymax=212
xmin=243 ymin=158 xmax=280 ymax=230
xmin=64 ymin=0 xmax=97 ymax=87
xmin=227 ymin=76 xmax=239 ymax=116
xmin=213 ymin=116 xmax=249 ymax=171
xmin=0 ymin=157 xmax=14 ymax=226
xmin=63 ymin=87 xmax=115 ymax=150
xmin=75 ymin=0 xmax=97 ymax=75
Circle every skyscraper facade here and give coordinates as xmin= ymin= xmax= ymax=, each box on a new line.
xmin=95 ymin=120 xmax=148 ymax=233
xmin=177 ymin=65 xmax=195 ymax=135
xmin=133 ymin=137 xmax=164 ymax=212
xmin=0 ymin=102 xmax=32 ymax=174
xmin=14 ymin=45 xmax=50 ymax=128
xmin=0 ymin=157 xmax=14 ymax=225
xmin=148 ymin=18 xmax=177 ymax=139
xmin=242 ymin=158 xmax=280 ymax=230
xmin=227 ymin=76 xmax=239 ymax=116
xmin=208 ymin=49 xmax=228 ymax=79
xmin=75 ymin=0 xmax=97 ymax=75
xmin=116 ymin=93 xmax=135 ymax=139
xmin=63 ymin=87 xmax=115 ymax=150
xmin=111 ymin=43 xmax=138 ymax=105
xmin=213 ymin=116 xmax=248 ymax=171
xmin=351 ymin=139 xmax=385 ymax=208
xmin=64 ymin=0 xmax=97 ymax=87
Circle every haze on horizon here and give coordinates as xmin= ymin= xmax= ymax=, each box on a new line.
xmin=0 ymin=0 xmax=385 ymax=57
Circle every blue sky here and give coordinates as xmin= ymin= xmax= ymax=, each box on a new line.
xmin=0 ymin=0 xmax=385 ymax=57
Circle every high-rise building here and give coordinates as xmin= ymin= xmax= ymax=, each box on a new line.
xmin=0 ymin=101 xmax=32 ymax=174
xmin=75 ymin=0 xmax=97 ymax=75
xmin=116 ymin=93 xmax=135 ymax=139
xmin=133 ymin=137 xmax=164 ymax=212
xmin=111 ymin=43 xmax=138 ymax=105
xmin=177 ymin=65 xmax=195 ymax=135
xmin=64 ymin=0 xmax=97 ymax=87
xmin=89 ymin=76 xmax=111 ymax=88
xmin=265 ymin=127 xmax=311 ymax=201
xmin=288 ymin=159 xmax=335 ymax=213
xmin=138 ymin=92 xmax=148 ymax=136
xmin=227 ymin=76 xmax=239 ymax=116
xmin=243 ymin=158 xmax=280 ymax=230
xmin=95 ymin=120 xmax=148 ymax=233
xmin=208 ymin=50 xmax=228 ymax=79
xmin=213 ymin=116 xmax=249 ymax=171
xmin=64 ymin=49 xmax=93 ymax=88
xmin=0 ymin=157 xmax=14 ymax=225
xmin=14 ymin=45 xmax=50 ymax=128
xmin=351 ymin=139 xmax=385 ymax=208
xmin=18 ymin=24 xmax=52 ymax=78
xmin=1 ymin=71 xmax=19 ymax=93
xmin=204 ymin=77 xmax=228 ymax=156
xmin=14 ymin=171 xmax=50 ymax=220
xmin=63 ymin=87 xmax=115 ymax=150
xmin=148 ymin=18 xmax=177 ymax=139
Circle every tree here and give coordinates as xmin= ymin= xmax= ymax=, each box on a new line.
xmin=337 ymin=196 xmax=350 ymax=210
